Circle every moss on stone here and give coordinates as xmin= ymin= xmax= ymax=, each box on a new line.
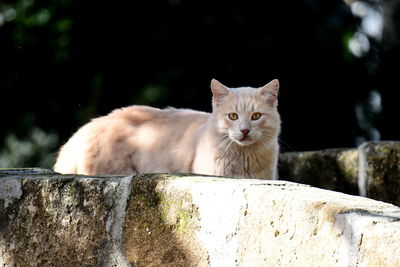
xmin=279 ymin=148 xmax=361 ymax=196
xmin=123 ymin=174 xmax=202 ymax=266
xmin=0 ymin=172 xmax=111 ymax=266
xmin=176 ymin=209 xmax=192 ymax=234
xmin=361 ymin=142 xmax=400 ymax=206
xmin=158 ymin=192 xmax=198 ymax=235
xmin=65 ymin=181 xmax=77 ymax=197
xmin=337 ymin=150 xmax=359 ymax=185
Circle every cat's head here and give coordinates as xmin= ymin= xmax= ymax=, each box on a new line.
xmin=211 ymin=79 xmax=281 ymax=147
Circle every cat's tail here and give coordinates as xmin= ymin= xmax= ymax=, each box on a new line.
xmin=53 ymin=140 xmax=78 ymax=174
xmin=53 ymin=126 xmax=88 ymax=174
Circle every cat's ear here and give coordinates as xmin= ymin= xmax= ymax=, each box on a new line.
xmin=211 ymin=79 xmax=230 ymax=106
xmin=259 ymin=79 xmax=279 ymax=106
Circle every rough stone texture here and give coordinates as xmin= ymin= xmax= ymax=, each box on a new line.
xmin=123 ymin=174 xmax=400 ymax=267
xmin=279 ymin=148 xmax=359 ymax=195
xmin=279 ymin=141 xmax=400 ymax=207
xmin=359 ymin=141 xmax=400 ymax=206
xmin=1 ymin=170 xmax=400 ymax=266
xmin=0 ymin=169 xmax=131 ymax=267
xmin=123 ymin=174 xmax=206 ymax=267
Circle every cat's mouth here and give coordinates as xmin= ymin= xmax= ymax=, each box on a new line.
xmin=239 ymin=136 xmax=251 ymax=142
xmin=229 ymin=133 xmax=254 ymax=146
xmin=237 ymin=135 xmax=254 ymax=146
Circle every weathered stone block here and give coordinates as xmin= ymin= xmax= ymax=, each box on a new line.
xmin=1 ymin=170 xmax=400 ymax=266
xmin=279 ymin=148 xmax=359 ymax=195
xmin=0 ymin=169 xmax=131 ymax=266
xmin=123 ymin=174 xmax=206 ymax=266
xmin=359 ymin=141 xmax=400 ymax=206
xmin=279 ymin=141 xmax=400 ymax=207
xmin=122 ymin=174 xmax=400 ymax=266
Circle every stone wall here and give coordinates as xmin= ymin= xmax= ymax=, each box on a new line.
xmin=1 ymin=168 xmax=399 ymax=266
xmin=279 ymin=141 xmax=400 ymax=206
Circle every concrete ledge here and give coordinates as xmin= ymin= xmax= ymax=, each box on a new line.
xmin=1 ymin=170 xmax=399 ymax=266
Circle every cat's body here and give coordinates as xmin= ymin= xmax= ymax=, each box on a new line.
xmin=54 ymin=79 xmax=281 ymax=179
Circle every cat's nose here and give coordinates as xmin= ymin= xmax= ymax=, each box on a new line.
xmin=240 ymin=129 xmax=250 ymax=137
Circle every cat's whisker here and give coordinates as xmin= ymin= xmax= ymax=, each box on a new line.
xmin=220 ymin=139 xmax=235 ymax=158
xmin=215 ymin=135 xmax=230 ymax=153
xmin=261 ymin=133 xmax=275 ymax=141
xmin=216 ymin=140 xmax=230 ymax=155
xmin=215 ymin=134 xmax=228 ymax=143
xmin=215 ymin=134 xmax=227 ymax=141
xmin=259 ymin=133 xmax=279 ymax=148
xmin=278 ymin=139 xmax=293 ymax=153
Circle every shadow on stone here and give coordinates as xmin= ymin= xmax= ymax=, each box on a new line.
xmin=359 ymin=142 xmax=400 ymax=206
xmin=123 ymin=174 xmax=202 ymax=266
xmin=279 ymin=149 xmax=359 ymax=196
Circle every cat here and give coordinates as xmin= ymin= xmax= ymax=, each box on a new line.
xmin=54 ymin=79 xmax=281 ymax=179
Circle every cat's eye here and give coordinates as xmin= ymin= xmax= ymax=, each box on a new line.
xmin=251 ymin=112 xmax=262 ymax=120
xmin=228 ymin=113 xmax=238 ymax=120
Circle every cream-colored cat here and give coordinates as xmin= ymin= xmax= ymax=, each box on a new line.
xmin=54 ymin=79 xmax=281 ymax=179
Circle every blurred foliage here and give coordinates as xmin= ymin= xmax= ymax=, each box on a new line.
xmin=0 ymin=127 xmax=58 ymax=168
xmin=0 ymin=0 xmax=399 ymax=167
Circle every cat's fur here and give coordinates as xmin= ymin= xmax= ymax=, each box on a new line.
xmin=54 ymin=79 xmax=281 ymax=179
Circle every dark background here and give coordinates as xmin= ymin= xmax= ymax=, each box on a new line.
xmin=0 ymin=0 xmax=399 ymax=168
